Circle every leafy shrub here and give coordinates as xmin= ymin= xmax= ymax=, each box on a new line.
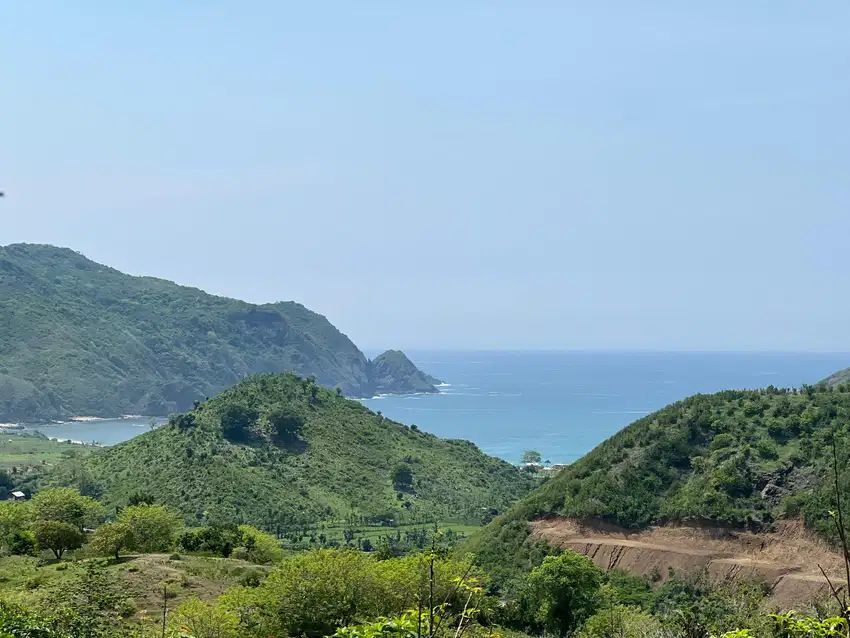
xmin=769 ymin=611 xmax=848 ymax=637
xmin=392 ymin=464 xmax=414 ymax=492
xmin=575 ymin=604 xmax=661 ymax=638
xmin=217 ymin=548 xmax=481 ymax=638
xmin=88 ymin=522 xmax=132 ymax=559
xmin=8 ymin=530 xmax=36 ymax=556
xmin=0 ymin=600 xmax=86 ymax=637
xmin=118 ymin=503 xmax=182 ymax=552
xmin=515 ymin=551 xmax=603 ymax=636
xmin=267 ymin=405 xmax=306 ymax=444
xmin=179 ymin=524 xmax=241 ymax=557
xmin=167 ymin=597 xmax=240 ymax=638
xmin=236 ymin=524 xmax=282 ymax=565
xmin=219 ymin=403 xmax=258 ymax=441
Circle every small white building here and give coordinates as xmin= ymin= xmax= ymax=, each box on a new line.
xmin=11 ymin=491 xmax=26 ymax=501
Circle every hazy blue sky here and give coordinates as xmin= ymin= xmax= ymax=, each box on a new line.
xmin=2 ymin=2 xmax=848 ymax=350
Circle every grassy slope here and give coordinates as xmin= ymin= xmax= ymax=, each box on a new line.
xmin=0 ymin=433 xmax=93 ymax=473
xmin=0 ymin=244 xmax=434 ymax=421
xmin=74 ymin=373 xmax=533 ymax=528
xmin=0 ymin=553 xmax=266 ymax=625
xmin=467 ymin=384 xmax=850 ymax=584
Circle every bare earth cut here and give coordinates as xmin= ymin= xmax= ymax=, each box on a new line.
xmin=531 ymin=518 xmax=843 ymax=608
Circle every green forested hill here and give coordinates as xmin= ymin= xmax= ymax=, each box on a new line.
xmin=0 ymin=243 xmax=438 ymax=421
xmin=468 ymin=383 xmax=850 ymax=581
xmin=59 ymin=373 xmax=532 ymax=527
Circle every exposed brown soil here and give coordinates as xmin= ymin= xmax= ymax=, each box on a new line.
xmin=530 ymin=519 xmax=846 ymax=607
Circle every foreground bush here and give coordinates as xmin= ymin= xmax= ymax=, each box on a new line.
xmin=215 ymin=549 xmax=484 ymax=638
xmin=575 ymin=604 xmax=662 ymax=638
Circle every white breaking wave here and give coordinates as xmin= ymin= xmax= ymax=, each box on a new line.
xmin=48 ymin=437 xmax=90 ymax=445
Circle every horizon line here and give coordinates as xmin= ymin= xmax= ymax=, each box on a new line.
xmin=360 ymin=347 xmax=850 ymax=355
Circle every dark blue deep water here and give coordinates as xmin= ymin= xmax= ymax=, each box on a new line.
xmin=361 ymin=351 xmax=849 ymax=464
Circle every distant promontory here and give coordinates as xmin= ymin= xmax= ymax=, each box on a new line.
xmin=369 ymin=350 xmax=443 ymax=395
xmin=0 ymin=243 xmax=441 ymax=422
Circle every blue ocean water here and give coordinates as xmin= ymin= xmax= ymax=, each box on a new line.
xmin=361 ymin=351 xmax=850 ymax=465
xmin=18 ymin=352 xmax=848 ymax=461
xmin=22 ymin=417 xmax=161 ymax=446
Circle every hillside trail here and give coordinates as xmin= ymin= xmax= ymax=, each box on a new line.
xmin=531 ymin=519 xmax=845 ymax=607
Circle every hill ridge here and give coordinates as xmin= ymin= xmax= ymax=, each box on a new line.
xmin=466 ymin=382 xmax=850 ymax=584
xmin=56 ymin=372 xmax=533 ymax=527
xmin=821 ymin=366 xmax=850 ymax=387
xmin=0 ymin=243 xmax=439 ymax=422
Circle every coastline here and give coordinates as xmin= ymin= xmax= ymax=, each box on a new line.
xmin=2 ymin=388 xmax=446 ymax=426
xmin=2 ymin=414 xmax=151 ymax=427
xmin=12 ymin=416 xmax=160 ymax=448
xmin=355 ymin=384 xmax=452 ymax=402
xmin=45 ymin=436 xmax=103 ymax=447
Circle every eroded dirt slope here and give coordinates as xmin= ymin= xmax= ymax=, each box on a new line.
xmin=531 ymin=519 xmax=843 ymax=607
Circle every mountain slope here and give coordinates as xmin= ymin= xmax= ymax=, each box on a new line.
xmin=370 ymin=350 xmax=443 ymax=395
xmin=0 ymin=243 xmax=438 ymax=421
xmin=821 ymin=367 xmax=850 ymax=388
xmin=62 ymin=373 xmax=533 ymax=526
xmin=467 ymin=384 xmax=850 ymax=583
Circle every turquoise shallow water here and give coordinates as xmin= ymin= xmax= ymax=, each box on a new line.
xmin=20 ymin=351 xmax=849 ymax=462
xmin=361 ymin=351 xmax=849 ymax=464
xmin=23 ymin=417 xmax=161 ymax=446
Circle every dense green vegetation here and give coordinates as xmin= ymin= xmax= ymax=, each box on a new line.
xmin=5 ymin=241 xmax=850 ymax=635
xmin=0 ymin=390 xmax=850 ymax=638
xmin=0 ymin=243 xmax=439 ymax=422
xmin=370 ymin=350 xmax=443 ymax=395
xmin=54 ymin=373 xmax=532 ymax=528
xmin=469 ymin=383 xmax=850 ymax=584
xmin=0 ymin=487 xmax=281 ymax=636
xmin=0 ymin=502 xmax=841 ymax=638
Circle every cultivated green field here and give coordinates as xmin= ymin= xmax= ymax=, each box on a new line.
xmin=0 ymin=433 xmax=94 ymax=473
xmin=290 ymin=520 xmax=481 ymax=548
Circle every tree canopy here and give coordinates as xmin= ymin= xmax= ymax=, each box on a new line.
xmin=522 ymin=552 xmax=603 ymax=635
xmin=34 ymin=520 xmax=84 ymax=559
xmin=117 ymin=503 xmax=182 ymax=553
xmin=521 ymin=450 xmax=542 ymax=465
xmin=88 ymin=522 xmax=132 ymax=560
xmin=31 ymin=487 xmax=102 ymax=531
